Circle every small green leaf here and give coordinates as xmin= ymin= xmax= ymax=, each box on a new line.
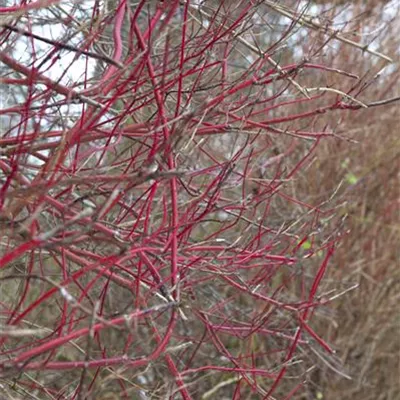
xmin=345 ymin=172 xmax=358 ymax=185
xmin=302 ymin=240 xmax=312 ymax=250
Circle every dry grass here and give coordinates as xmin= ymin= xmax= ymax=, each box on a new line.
xmin=306 ymin=104 xmax=399 ymax=400
xmin=292 ymin=55 xmax=399 ymax=400
xmin=269 ymin=1 xmax=400 ymax=397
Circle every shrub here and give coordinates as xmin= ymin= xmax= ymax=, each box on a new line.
xmin=0 ymin=1 xmax=397 ymax=398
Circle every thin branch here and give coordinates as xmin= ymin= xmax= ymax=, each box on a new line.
xmin=1 ymin=23 xmax=124 ymax=68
